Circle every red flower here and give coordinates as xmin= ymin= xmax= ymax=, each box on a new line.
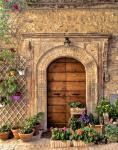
xmin=4 ymin=0 xmax=9 ymax=2
xmin=12 ymin=3 xmax=19 ymax=10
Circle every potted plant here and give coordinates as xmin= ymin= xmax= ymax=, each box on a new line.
xmin=68 ymin=102 xmax=86 ymax=115
xmin=18 ymin=126 xmax=34 ymax=142
xmin=93 ymin=133 xmax=107 ymax=145
xmin=104 ymin=124 xmax=118 ymax=143
xmin=0 ymin=124 xmax=11 ymax=140
xmin=25 ymin=112 xmax=44 ymax=136
xmin=11 ymin=122 xmax=21 ymax=139
xmin=50 ymin=127 xmax=72 ymax=148
xmin=96 ymin=98 xmax=112 ymax=123
xmin=72 ymin=127 xmax=97 ymax=146
xmin=11 ymin=92 xmax=21 ymax=101
xmin=89 ymin=113 xmax=103 ymax=133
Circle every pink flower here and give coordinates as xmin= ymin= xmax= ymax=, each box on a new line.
xmin=4 ymin=0 xmax=9 ymax=2
xmin=62 ymin=127 xmax=67 ymax=132
xmin=12 ymin=3 xmax=19 ymax=10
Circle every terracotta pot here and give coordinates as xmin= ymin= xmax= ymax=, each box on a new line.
xmin=11 ymin=128 xmax=20 ymax=139
xmin=89 ymin=124 xmax=103 ymax=133
xmin=33 ymin=123 xmax=41 ymax=136
xmin=50 ymin=140 xmax=71 ymax=148
xmin=72 ymin=140 xmax=86 ymax=147
xmin=0 ymin=131 xmax=10 ymax=140
xmin=18 ymin=131 xmax=34 ymax=142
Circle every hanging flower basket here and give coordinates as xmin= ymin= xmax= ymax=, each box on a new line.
xmin=18 ymin=69 xmax=25 ymax=76
xmin=11 ymin=92 xmax=21 ymax=101
xmin=50 ymin=140 xmax=71 ymax=148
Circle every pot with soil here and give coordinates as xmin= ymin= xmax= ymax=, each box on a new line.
xmin=19 ymin=127 xmax=34 ymax=142
xmin=0 ymin=124 xmax=11 ymax=140
xmin=11 ymin=126 xmax=20 ymax=139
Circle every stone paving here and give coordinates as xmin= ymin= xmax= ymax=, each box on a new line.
xmin=0 ymin=133 xmax=118 ymax=150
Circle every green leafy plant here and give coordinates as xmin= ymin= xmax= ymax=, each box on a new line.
xmin=68 ymin=102 xmax=85 ymax=108
xmin=93 ymin=133 xmax=107 ymax=144
xmin=96 ymin=97 xmax=112 ymax=117
xmin=25 ymin=112 xmax=44 ymax=128
xmin=0 ymin=77 xmax=17 ymax=105
xmin=73 ymin=127 xmax=97 ymax=144
xmin=104 ymin=124 xmax=118 ymax=142
xmin=0 ymin=124 xmax=11 ymax=133
xmin=51 ymin=127 xmax=72 ymax=141
xmin=0 ymin=49 xmax=15 ymax=65
xmin=88 ymin=113 xmax=100 ymax=125
xmin=69 ymin=116 xmax=78 ymax=131
xmin=20 ymin=126 xmax=33 ymax=134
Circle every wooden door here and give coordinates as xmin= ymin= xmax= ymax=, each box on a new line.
xmin=47 ymin=57 xmax=86 ymax=128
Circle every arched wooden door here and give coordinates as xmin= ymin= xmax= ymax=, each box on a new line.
xmin=47 ymin=57 xmax=86 ymax=128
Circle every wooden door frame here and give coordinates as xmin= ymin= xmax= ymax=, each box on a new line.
xmin=36 ymin=45 xmax=98 ymax=130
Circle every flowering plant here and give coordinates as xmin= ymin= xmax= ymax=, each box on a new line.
xmin=73 ymin=127 xmax=97 ymax=144
xmin=96 ymin=97 xmax=112 ymax=117
xmin=78 ymin=114 xmax=90 ymax=127
xmin=3 ymin=0 xmax=26 ymax=11
xmin=51 ymin=127 xmax=72 ymax=141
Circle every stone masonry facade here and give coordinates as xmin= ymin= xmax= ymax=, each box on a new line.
xmin=1 ymin=7 xmax=118 ymax=128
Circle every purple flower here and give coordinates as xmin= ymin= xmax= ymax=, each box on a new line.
xmin=79 ymin=114 xmax=90 ymax=123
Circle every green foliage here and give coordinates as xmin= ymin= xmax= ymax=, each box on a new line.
xmin=25 ymin=112 xmax=44 ymax=128
xmin=51 ymin=128 xmax=72 ymax=141
xmin=20 ymin=127 xmax=33 ymax=134
xmin=0 ymin=77 xmax=17 ymax=105
xmin=69 ymin=116 xmax=78 ymax=131
xmin=88 ymin=113 xmax=100 ymax=125
xmin=96 ymin=97 xmax=112 ymax=117
xmin=0 ymin=124 xmax=11 ymax=133
xmin=93 ymin=133 xmax=107 ymax=144
xmin=104 ymin=124 xmax=118 ymax=142
xmin=0 ymin=49 xmax=15 ymax=65
xmin=73 ymin=127 xmax=97 ymax=144
xmin=68 ymin=102 xmax=85 ymax=108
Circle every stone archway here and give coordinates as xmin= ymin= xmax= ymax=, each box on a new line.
xmin=36 ymin=45 xmax=98 ymax=129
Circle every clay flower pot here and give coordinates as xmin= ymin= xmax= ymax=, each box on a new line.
xmin=0 ymin=131 xmax=10 ymax=140
xmin=11 ymin=128 xmax=20 ymax=139
xmin=18 ymin=130 xmax=34 ymax=142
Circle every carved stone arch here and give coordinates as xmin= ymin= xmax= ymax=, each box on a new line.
xmin=36 ymin=45 xmax=98 ymax=129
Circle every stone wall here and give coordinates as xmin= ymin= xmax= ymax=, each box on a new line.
xmin=3 ymin=8 xmax=118 ymax=109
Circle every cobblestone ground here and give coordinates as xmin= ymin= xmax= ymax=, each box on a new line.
xmin=0 ymin=133 xmax=117 ymax=150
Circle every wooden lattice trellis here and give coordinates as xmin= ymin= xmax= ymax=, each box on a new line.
xmin=0 ymin=55 xmax=28 ymax=127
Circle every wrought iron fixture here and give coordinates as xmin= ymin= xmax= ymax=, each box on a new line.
xmin=28 ymin=40 xmax=32 ymax=51
xmin=64 ymin=37 xmax=71 ymax=47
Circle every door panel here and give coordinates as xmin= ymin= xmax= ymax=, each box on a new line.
xmin=47 ymin=57 xmax=86 ymax=128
